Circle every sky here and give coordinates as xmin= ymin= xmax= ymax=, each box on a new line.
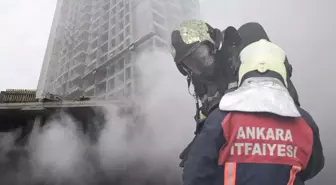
xmin=0 ymin=0 xmax=57 ymax=90
xmin=0 ymin=0 xmax=334 ymax=183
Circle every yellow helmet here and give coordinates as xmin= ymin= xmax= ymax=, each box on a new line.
xmin=238 ymin=39 xmax=288 ymax=86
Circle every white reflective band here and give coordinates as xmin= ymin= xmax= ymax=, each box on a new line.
xmin=224 ymin=162 xmax=236 ymax=185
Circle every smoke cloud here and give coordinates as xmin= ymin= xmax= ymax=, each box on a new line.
xmin=0 ymin=49 xmax=196 ymax=185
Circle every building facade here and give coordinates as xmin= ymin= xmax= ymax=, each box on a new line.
xmin=36 ymin=0 xmax=200 ymax=99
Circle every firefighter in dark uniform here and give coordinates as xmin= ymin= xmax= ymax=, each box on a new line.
xmin=171 ymin=21 xmax=324 ymax=185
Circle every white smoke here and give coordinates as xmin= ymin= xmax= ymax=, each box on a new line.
xmin=28 ymin=113 xmax=95 ymax=184
xmin=96 ymin=49 xmax=196 ymax=183
xmin=0 ymin=49 xmax=195 ymax=184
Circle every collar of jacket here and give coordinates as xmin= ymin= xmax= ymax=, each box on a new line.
xmin=219 ymin=77 xmax=300 ymax=117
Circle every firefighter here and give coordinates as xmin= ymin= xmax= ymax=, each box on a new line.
xmin=170 ymin=20 xmax=241 ymax=167
xmin=171 ymin=21 xmax=325 ymax=185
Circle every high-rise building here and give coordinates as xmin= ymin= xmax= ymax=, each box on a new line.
xmin=36 ymin=0 xmax=200 ymax=99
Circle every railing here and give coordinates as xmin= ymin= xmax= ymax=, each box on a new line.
xmin=0 ymin=89 xmax=37 ymax=103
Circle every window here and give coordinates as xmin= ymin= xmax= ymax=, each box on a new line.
xmin=92 ymin=19 xmax=100 ymax=29
xmin=115 ymin=22 xmax=122 ymax=33
xmin=100 ymin=54 xmax=107 ymax=64
xmin=110 ymin=38 xmax=116 ymax=48
xmin=112 ymin=7 xmax=116 ymax=15
xmin=125 ymin=4 xmax=129 ymax=13
xmin=138 ymin=38 xmax=154 ymax=51
xmin=153 ymin=12 xmax=165 ymax=25
xmin=101 ymin=43 xmax=108 ymax=54
xmin=102 ymin=21 xmax=109 ymax=33
xmin=155 ymin=38 xmax=166 ymax=48
xmin=125 ymin=26 xmax=131 ymax=35
xmin=117 ymin=45 xmax=124 ymax=52
xmin=103 ymin=11 xmax=109 ymax=21
xmin=107 ymin=78 xmax=115 ymax=90
xmin=118 ymin=32 xmax=124 ymax=42
xmin=125 ymin=55 xmax=131 ymax=64
xmin=90 ymin=50 xmax=97 ymax=62
xmin=125 ymin=82 xmax=132 ymax=96
xmin=154 ymin=24 xmax=167 ymax=40
xmin=125 ymin=14 xmax=130 ymax=24
xmin=116 ymin=72 xmax=124 ymax=86
xmin=125 ymin=38 xmax=131 ymax=46
xmin=107 ymin=64 xmax=115 ymax=76
xmin=100 ymin=31 xmax=109 ymax=44
xmin=110 ymin=26 xmax=116 ymax=36
xmin=125 ymin=67 xmax=131 ymax=80
xmin=117 ymin=58 xmax=124 ymax=70
xmin=93 ymin=10 xmax=100 ymax=22
xmin=119 ymin=20 xmax=124 ymax=29
xmin=65 ymin=62 xmax=70 ymax=70
xmin=153 ymin=2 xmax=164 ymax=14
xmin=107 ymin=93 xmax=115 ymax=99
xmin=103 ymin=3 xmax=110 ymax=11
xmin=118 ymin=1 xmax=124 ymax=9
xmin=92 ymin=28 xmax=99 ymax=40
xmin=118 ymin=10 xmax=124 ymax=19
xmin=110 ymin=16 xmax=116 ymax=25
xmin=115 ymin=89 xmax=124 ymax=97
xmin=85 ymin=89 xmax=94 ymax=96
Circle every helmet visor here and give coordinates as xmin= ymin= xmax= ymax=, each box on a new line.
xmin=180 ymin=44 xmax=215 ymax=76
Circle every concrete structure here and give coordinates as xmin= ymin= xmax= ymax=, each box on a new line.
xmin=36 ymin=0 xmax=200 ymax=99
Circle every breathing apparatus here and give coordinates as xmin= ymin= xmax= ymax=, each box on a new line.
xmin=171 ymin=20 xmax=242 ymax=126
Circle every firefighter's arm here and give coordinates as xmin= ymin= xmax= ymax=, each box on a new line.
xmin=183 ymin=109 xmax=226 ymax=185
xmin=298 ymin=108 xmax=325 ymax=181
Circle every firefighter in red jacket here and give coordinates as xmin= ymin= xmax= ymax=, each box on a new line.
xmin=171 ymin=21 xmax=324 ymax=185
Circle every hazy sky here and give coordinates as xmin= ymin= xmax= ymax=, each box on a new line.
xmin=0 ymin=0 xmax=57 ymax=90
xmin=0 ymin=0 xmax=334 ymax=183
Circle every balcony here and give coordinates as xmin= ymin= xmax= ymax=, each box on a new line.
xmin=72 ymin=50 xmax=88 ymax=63
xmin=67 ymin=85 xmax=84 ymax=98
xmin=84 ymin=88 xmax=94 ymax=97
xmin=83 ymin=60 xmax=96 ymax=78
xmin=92 ymin=9 xmax=101 ymax=23
xmin=74 ymin=41 xmax=89 ymax=54
xmin=80 ymin=12 xmax=92 ymax=23
xmin=96 ymin=53 xmax=113 ymax=70
xmin=100 ymin=20 xmax=109 ymax=34
xmin=79 ymin=22 xmax=91 ymax=32
xmin=98 ymin=53 xmax=109 ymax=66
xmin=102 ymin=11 xmax=109 ymax=22
xmin=94 ymin=67 xmax=107 ymax=84
xmin=152 ymin=2 xmax=165 ymax=16
xmin=78 ymin=30 xmax=90 ymax=42
xmin=80 ymin=3 xmax=92 ymax=14
xmin=90 ymin=27 xmax=99 ymax=41
xmin=89 ymin=48 xmax=98 ymax=63
xmin=98 ymin=31 xmax=109 ymax=46
xmin=152 ymin=11 xmax=166 ymax=26
xmin=68 ymin=72 xmax=82 ymax=85
xmin=69 ymin=60 xmax=86 ymax=75
xmin=95 ymin=81 xmax=107 ymax=96
xmin=83 ymin=73 xmax=95 ymax=90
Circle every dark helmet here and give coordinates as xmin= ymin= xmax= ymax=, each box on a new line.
xmin=171 ymin=20 xmax=241 ymax=80
xmin=170 ymin=20 xmax=241 ymax=118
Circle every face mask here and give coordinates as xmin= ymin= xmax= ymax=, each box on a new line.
xmin=180 ymin=44 xmax=216 ymax=78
